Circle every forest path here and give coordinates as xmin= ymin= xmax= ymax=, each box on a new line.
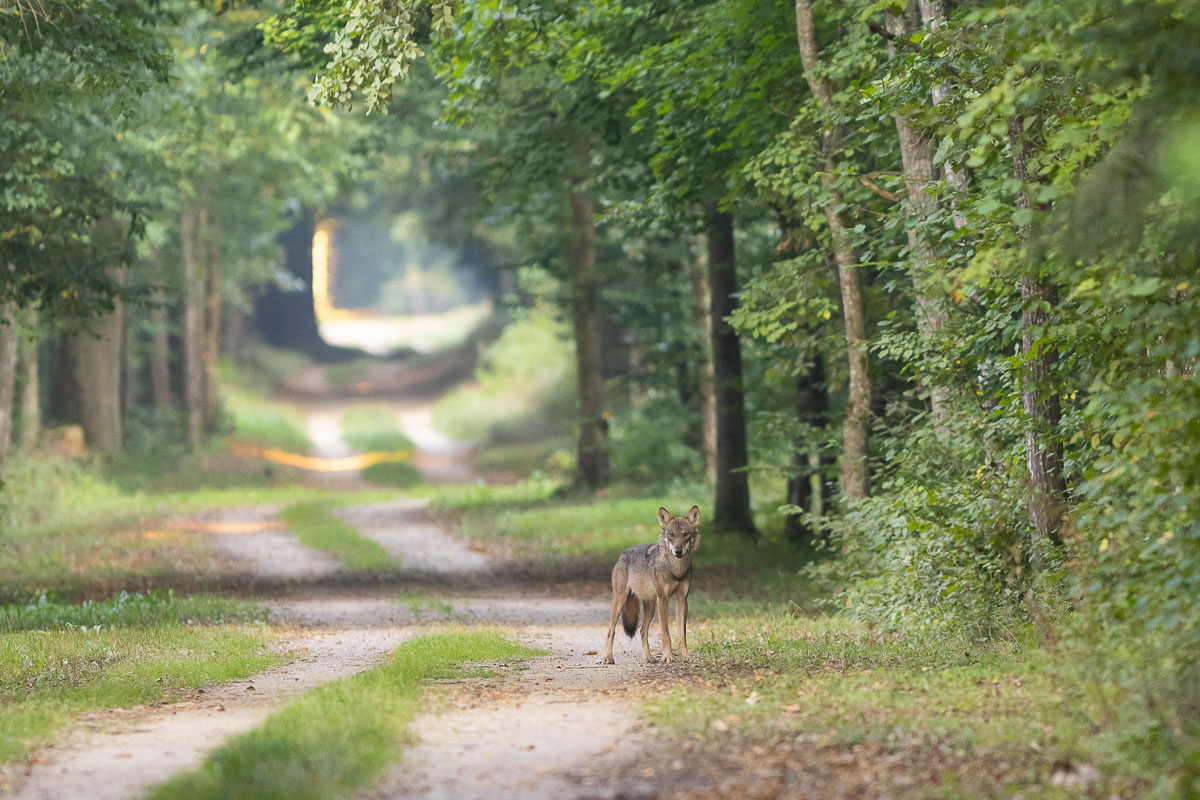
xmin=7 ymin=344 xmax=716 ymax=800
xmin=6 ymin=498 xmax=695 ymax=800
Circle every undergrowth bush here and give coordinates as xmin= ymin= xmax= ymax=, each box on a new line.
xmin=433 ymin=306 xmax=575 ymax=444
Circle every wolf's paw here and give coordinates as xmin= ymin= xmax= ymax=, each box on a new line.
xmin=660 ymin=652 xmax=673 ymax=663
xmin=678 ymin=649 xmax=690 ymax=660
xmin=602 ymin=654 xmax=615 ymax=665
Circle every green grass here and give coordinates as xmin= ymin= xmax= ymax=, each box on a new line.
xmin=639 ymin=609 xmax=1141 ymax=798
xmin=279 ymin=500 xmax=395 ymax=569
xmin=0 ymin=455 xmax=396 ymax=601
xmin=360 ymin=461 xmax=423 ymax=488
xmin=395 ymin=591 xmax=456 ymax=621
xmin=339 ymin=406 xmax=415 ymax=453
xmin=336 ymin=406 xmax=421 ymax=486
xmin=149 ymin=630 xmax=543 ymax=800
xmin=0 ymin=589 xmax=265 ymax=632
xmin=0 ymin=593 xmax=275 ymax=764
xmin=222 ymin=385 xmax=312 ymax=454
xmin=422 ymin=478 xmax=559 ymax=509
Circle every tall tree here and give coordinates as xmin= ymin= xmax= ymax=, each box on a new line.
xmin=705 ymin=207 xmax=756 ymax=536
xmin=0 ymin=304 xmax=18 ymax=482
xmin=568 ymin=141 xmax=610 ymax=488
xmin=181 ymin=209 xmax=205 ymax=448
xmin=687 ymin=234 xmax=718 ymax=484
xmin=69 ymin=274 xmax=126 ymax=454
xmin=783 ymin=355 xmax=828 ymax=545
xmin=1008 ymin=119 xmax=1065 ymax=549
xmin=883 ymin=1 xmax=950 ymax=429
xmin=203 ymin=220 xmax=221 ymax=433
xmin=149 ymin=284 xmax=173 ymax=411
xmin=795 ymin=0 xmax=872 ymax=500
xmin=18 ymin=308 xmax=41 ymax=450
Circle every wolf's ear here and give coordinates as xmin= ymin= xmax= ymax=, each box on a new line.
xmin=657 ymin=507 xmax=672 ymax=527
xmin=686 ymin=505 xmax=700 ymax=526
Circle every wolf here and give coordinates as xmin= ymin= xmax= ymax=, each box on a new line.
xmin=602 ymin=505 xmax=700 ymax=665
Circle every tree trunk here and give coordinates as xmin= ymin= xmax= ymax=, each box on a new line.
xmin=687 ymin=233 xmax=718 ymax=484
xmin=150 ymin=286 xmax=172 ymax=410
xmin=568 ymin=141 xmax=609 ymax=488
xmin=917 ymin=0 xmax=969 ymax=229
xmin=225 ymin=305 xmax=246 ymax=366
xmin=783 ymin=355 xmax=829 ymax=545
xmin=70 ymin=273 xmax=125 ymax=454
xmin=203 ymin=215 xmax=221 ymax=433
xmin=1008 ymin=117 xmax=1065 ymax=550
xmin=705 ymin=206 xmax=756 ymax=537
xmin=182 ymin=209 xmax=205 ymax=448
xmin=0 ymin=302 xmax=18 ymax=481
xmin=796 ymin=0 xmax=872 ymax=500
xmin=886 ymin=1 xmax=950 ymax=429
xmin=18 ymin=307 xmax=40 ymax=450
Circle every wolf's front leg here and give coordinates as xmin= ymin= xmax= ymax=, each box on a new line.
xmin=657 ymin=594 xmax=673 ymax=662
xmin=676 ymin=590 xmax=689 ymax=660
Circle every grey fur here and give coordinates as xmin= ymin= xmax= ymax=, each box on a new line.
xmin=602 ymin=505 xmax=700 ymax=664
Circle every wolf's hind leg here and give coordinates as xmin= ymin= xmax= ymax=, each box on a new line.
xmin=639 ymin=598 xmax=656 ymax=663
xmin=603 ymin=561 xmax=630 ymax=665
xmin=602 ymin=591 xmax=623 ymax=665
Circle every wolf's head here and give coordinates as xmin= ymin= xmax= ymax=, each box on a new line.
xmin=657 ymin=505 xmax=700 ymax=559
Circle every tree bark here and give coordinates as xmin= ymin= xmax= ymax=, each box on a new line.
xmin=705 ymin=206 xmax=756 ymax=537
xmin=70 ymin=272 xmax=125 ymax=454
xmin=783 ymin=355 xmax=829 ymax=545
xmin=917 ymin=0 xmax=969 ymax=229
xmin=203 ymin=214 xmax=221 ymax=433
xmin=182 ymin=209 xmax=205 ymax=448
xmin=796 ymin=0 xmax=872 ymax=500
xmin=224 ymin=305 xmax=246 ymax=365
xmin=150 ymin=285 xmax=172 ymax=410
xmin=1008 ymin=117 xmax=1066 ymax=550
xmin=18 ymin=307 xmax=40 ymax=450
xmin=0 ymin=302 xmax=19 ymax=481
xmin=568 ymin=141 xmax=609 ymax=488
xmin=886 ymin=1 xmax=950 ymax=429
xmin=687 ymin=233 xmax=718 ymax=484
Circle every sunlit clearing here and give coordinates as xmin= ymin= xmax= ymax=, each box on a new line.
xmin=311 ymin=218 xmax=492 ymax=355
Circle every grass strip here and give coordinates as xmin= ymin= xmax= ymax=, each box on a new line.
xmin=223 ymin=385 xmax=312 ymax=454
xmin=338 ymin=407 xmax=422 ymax=488
xmin=279 ymin=500 xmax=396 ymax=569
xmin=0 ymin=589 xmax=265 ymax=633
xmin=339 ymin=406 xmax=415 ymax=454
xmin=150 ymin=629 xmax=543 ymax=800
xmin=0 ymin=594 xmax=275 ymax=763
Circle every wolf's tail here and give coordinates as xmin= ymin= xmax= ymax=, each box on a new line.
xmin=619 ymin=592 xmax=638 ymax=638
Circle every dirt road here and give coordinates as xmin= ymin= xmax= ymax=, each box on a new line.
xmin=5 ymin=388 xmax=712 ymax=800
